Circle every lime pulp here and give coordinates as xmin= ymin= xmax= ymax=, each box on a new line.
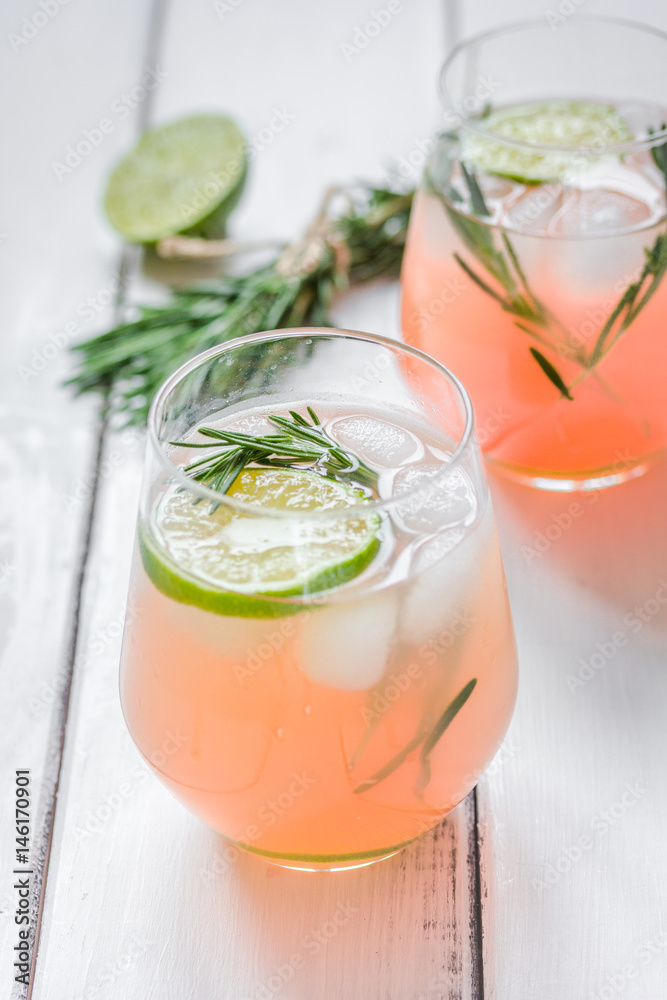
xmin=140 ymin=468 xmax=381 ymax=618
xmin=461 ymin=100 xmax=634 ymax=184
xmin=104 ymin=114 xmax=247 ymax=243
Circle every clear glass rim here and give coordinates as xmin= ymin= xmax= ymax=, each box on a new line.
xmin=147 ymin=327 xmax=477 ymax=520
xmin=438 ymin=15 xmax=667 ymax=154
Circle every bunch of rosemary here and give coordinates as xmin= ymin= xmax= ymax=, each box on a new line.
xmin=68 ymin=185 xmax=413 ymax=424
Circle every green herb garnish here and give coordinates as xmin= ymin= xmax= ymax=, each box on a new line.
xmin=68 ymin=185 xmax=413 ymax=424
xmin=430 ymin=128 xmax=667 ymax=400
xmin=353 ymin=678 xmax=477 ymax=795
xmin=529 ymin=348 xmax=573 ymax=400
xmin=174 ymin=406 xmax=378 ymax=496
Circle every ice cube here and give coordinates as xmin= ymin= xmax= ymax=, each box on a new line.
xmin=391 ymin=464 xmax=476 ymax=535
xmin=398 ymin=506 xmax=492 ymax=646
xmin=330 ymin=415 xmax=419 ymax=469
xmin=479 ymin=174 xmax=516 ymax=202
xmin=164 ymin=598 xmax=286 ymax=662
xmin=501 ymin=183 xmax=565 ymax=235
xmin=548 ymin=188 xmax=652 ymax=236
xmin=299 ymin=591 xmax=397 ymax=690
xmin=221 ymin=412 xmax=275 ymax=436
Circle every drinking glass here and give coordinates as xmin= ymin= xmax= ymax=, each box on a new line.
xmin=401 ymin=17 xmax=667 ymax=490
xmin=120 ymin=329 xmax=517 ymax=870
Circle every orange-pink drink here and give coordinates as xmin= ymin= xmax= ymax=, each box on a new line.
xmin=120 ymin=332 xmax=517 ymax=869
xmin=402 ymin=174 xmax=667 ymax=484
xmin=401 ymin=18 xmax=667 ymax=488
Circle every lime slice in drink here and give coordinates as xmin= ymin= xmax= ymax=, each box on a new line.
xmin=140 ymin=468 xmax=381 ymax=618
xmin=104 ymin=114 xmax=246 ymax=243
xmin=462 ymin=101 xmax=633 ymax=184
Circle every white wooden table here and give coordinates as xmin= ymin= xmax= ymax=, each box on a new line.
xmin=3 ymin=1 xmax=667 ymax=997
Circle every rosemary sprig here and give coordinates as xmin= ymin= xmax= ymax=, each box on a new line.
xmin=67 ymin=185 xmax=413 ymax=424
xmin=415 ymin=678 xmax=477 ymax=795
xmin=581 ymin=130 xmax=667 ymax=372
xmin=427 ymin=166 xmax=575 ymax=398
xmin=174 ymin=406 xmax=378 ymax=495
xmin=431 ymin=133 xmax=667 ymax=400
xmin=353 ymin=677 xmax=477 ymax=795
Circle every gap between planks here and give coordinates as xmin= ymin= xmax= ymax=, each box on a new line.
xmin=21 ymin=0 xmax=489 ymax=995
xmin=20 ymin=2 xmax=170 ymax=996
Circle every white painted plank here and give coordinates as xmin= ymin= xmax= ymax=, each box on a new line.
xmin=32 ymin=1 xmax=496 ymax=997
xmin=0 ymin=0 xmax=158 ymax=991
xmin=451 ymin=4 xmax=667 ymax=998
xmin=35 ymin=434 xmax=481 ymax=995
xmin=460 ymin=0 xmax=667 ymax=35
xmin=32 ymin=315 xmax=483 ymax=1000
xmin=480 ymin=460 xmax=667 ymax=1000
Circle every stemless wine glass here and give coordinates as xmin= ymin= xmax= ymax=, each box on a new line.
xmin=120 ymin=329 xmax=518 ymax=870
xmin=401 ymin=17 xmax=667 ymax=490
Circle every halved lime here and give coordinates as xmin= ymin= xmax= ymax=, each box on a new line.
xmin=140 ymin=468 xmax=381 ymax=618
xmin=104 ymin=114 xmax=246 ymax=243
xmin=462 ymin=101 xmax=633 ymax=184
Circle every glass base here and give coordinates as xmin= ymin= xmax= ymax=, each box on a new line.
xmin=225 ymin=833 xmax=421 ymax=871
xmin=487 ymin=454 xmax=660 ymax=492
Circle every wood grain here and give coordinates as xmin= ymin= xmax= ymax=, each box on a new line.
xmin=24 ymin=1 xmax=490 ymax=999
xmin=9 ymin=0 xmax=667 ymax=997
xmin=0 ymin=1 xmax=159 ymax=995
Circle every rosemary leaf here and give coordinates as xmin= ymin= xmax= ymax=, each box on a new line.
xmin=452 ymin=253 xmax=507 ymax=305
xmin=353 ymin=730 xmax=425 ymax=795
xmin=529 ymin=348 xmax=573 ymax=400
xmin=420 ymin=678 xmax=477 ymax=760
xmin=461 ymin=162 xmax=490 ymax=217
xmin=353 ymin=678 xmax=477 ymax=796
